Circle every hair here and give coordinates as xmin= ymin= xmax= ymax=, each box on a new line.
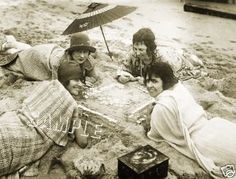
xmin=144 ymin=62 xmax=178 ymax=90
xmin=132 ymin=28 xmax=157 ymax=57
xmin=57 ymin=61 xmax=82 ymax=87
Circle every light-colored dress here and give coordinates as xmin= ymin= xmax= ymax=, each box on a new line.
xmin=147 ymin=82 xmax=236 ymax=178
xmin=5 ymin=44 xmax=65 ymax=80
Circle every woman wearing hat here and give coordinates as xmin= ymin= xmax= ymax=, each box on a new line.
xmin=0 ymin=63 xmax=92 ymax=177
xmin=0 ymin=33 xmax=98 ymax=87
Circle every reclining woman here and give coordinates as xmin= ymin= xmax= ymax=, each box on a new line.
xmin=144 ymin=62 xmax=236 ymax=178
xmin=0 ymin=62 xmax=89 ymax=177
xmin=0 ymin=33 xmax=98 ymax=87
xmin=116 ymin=28 xmax=205 ymax=84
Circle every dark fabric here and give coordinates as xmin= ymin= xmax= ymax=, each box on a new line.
xmin=58 ymin=57 xmax=95 ymax=84
xmin=66 ymin=33 xmax=96 ymax=53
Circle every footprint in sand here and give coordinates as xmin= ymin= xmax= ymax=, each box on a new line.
xmin=150 ymin=20 xmax=160 ymax=24
xmin=201 ymin=41 xmax=214 ymax=45
xmin=172 ymin=38 xmax=181 ymax=43
xmin=135 ymin=12 xmax=143 ymax=16
xmin=177 ymin=26 xmax=186 ymax=30
xmin=127 ymin=22 xmax=134 ymax=27
xmin=122 ymin=17 xmax=132 ymax=22
xmin=104 ymin=24 xmax=120 ymax=30
xmin=195 ymin=34 xmax=204 ymax=37
xmin=230 ymin=40 xmax=236 ymax=43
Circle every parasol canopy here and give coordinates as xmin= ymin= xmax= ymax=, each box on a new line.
xmin=63 ymin=2 xmax=137 ymax=58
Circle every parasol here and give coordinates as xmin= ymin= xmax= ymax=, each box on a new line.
xmin=63 ymin=2 xmax=137 ymax=58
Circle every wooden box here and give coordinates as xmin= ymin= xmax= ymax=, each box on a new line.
xmin=118 ymin=145 xmax=169 ymax=179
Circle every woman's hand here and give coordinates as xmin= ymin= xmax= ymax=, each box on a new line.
xmin=135 ymin=76 xmax=144 ymax=85
xmin=116 ymin=70 xmax=136 ymax=84
xmin=75 ymin=126 xmax=88 ymax=148
xmin=137 ymin=115 xmax=151 ymax=134
xmin=117 ymin=75 xmax=130 ymax=84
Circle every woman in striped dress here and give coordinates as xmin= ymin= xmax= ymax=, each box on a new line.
xmin=0 ymin=61 xmax=88 ymax=176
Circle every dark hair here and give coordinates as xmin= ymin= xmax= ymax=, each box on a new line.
xmin=132 ymin=28 xmax=157 ymax=57
xmin=144 ymin=62 xmax=178 ymax=90
xmin=58 ymin=61 xmax=82 ymax=87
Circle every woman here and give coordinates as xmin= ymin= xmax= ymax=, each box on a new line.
xmin=117 ymin=28 xmax=161 ymax=84
xmin=144 ymin=62 xmax=236 ymax=178
xmin=0 ymin=33 xmax=98 ymax=86
xmin=116 ymin=28 xmax=205 ymax=84
xmin=0 ymin=62 xmax=88 ymax=177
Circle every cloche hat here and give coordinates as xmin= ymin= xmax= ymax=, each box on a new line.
xmin=66 ymin=32 xmax=96 ymax=53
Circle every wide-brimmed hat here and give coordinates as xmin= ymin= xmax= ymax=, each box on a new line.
xmin=66 ymin=33 xmax=96 ymax=53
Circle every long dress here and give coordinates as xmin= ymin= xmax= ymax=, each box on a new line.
xmin=147 ymin=82 xmax=236 ymax=178
xmin=0 ymin=80 xmax=78 ymax=176
xmin=4 ymin=44 xmax=64 ymax=80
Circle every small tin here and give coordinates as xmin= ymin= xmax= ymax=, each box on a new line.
xmin=118 ymin=145 xmax=169 ymax=179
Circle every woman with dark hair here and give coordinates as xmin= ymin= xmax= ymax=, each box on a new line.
xmin=0 ymin=65 xmax=89 ymax=177
xmin=144 ymin=62 xmax=236 ymax=178
xmin=116 ymin=27 xmax=206 ymax=84
xmin=116 ymin=28 xmax=161 ymax=84
xmin=144 ymin=62 xmax=178 ymax=90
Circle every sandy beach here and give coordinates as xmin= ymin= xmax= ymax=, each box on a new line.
xmin=0 ymin=0 xmax=236 ymax=178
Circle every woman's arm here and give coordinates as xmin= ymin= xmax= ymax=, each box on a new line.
xmin=75 ymin=126 xmax=88 ymax=149
xmin=72 ymin=108 xmax=88 ymax=148
xmin=147 ymin=99 xmax=180 ymax=142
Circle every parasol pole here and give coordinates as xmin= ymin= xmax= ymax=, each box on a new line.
xmin=99 ymin=25 xmax=113 ymax=60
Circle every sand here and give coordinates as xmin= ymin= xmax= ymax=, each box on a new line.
xmin=0 ymin=0 xmax=236 ymax=178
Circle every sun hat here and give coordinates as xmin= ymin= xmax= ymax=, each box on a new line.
xmin=66 ymin=32 xmax=96 ymax=53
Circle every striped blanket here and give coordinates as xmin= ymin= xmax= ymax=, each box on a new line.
xmin=0 ymin=80 xmax=78 ymax=176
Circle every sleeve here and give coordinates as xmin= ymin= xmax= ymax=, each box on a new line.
xmin=49 ymin=46 xmax=65 ymax=80
xmin=84 ymin=56 xmax=98 ymax=81
xmin=147 ymin=97 xmax=182 ymax=143
xmin=116 ymin=53 xmax=135 ymax=81
xmin=121 ymin=53 xmax=134 ymax=74
xmin=147 ymin=104 xmax=169 ymax=142
xmin=68 ymin=107 xmax=79 ymax=139
xmin=86 ymin=67 xmax=98 ymax=79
